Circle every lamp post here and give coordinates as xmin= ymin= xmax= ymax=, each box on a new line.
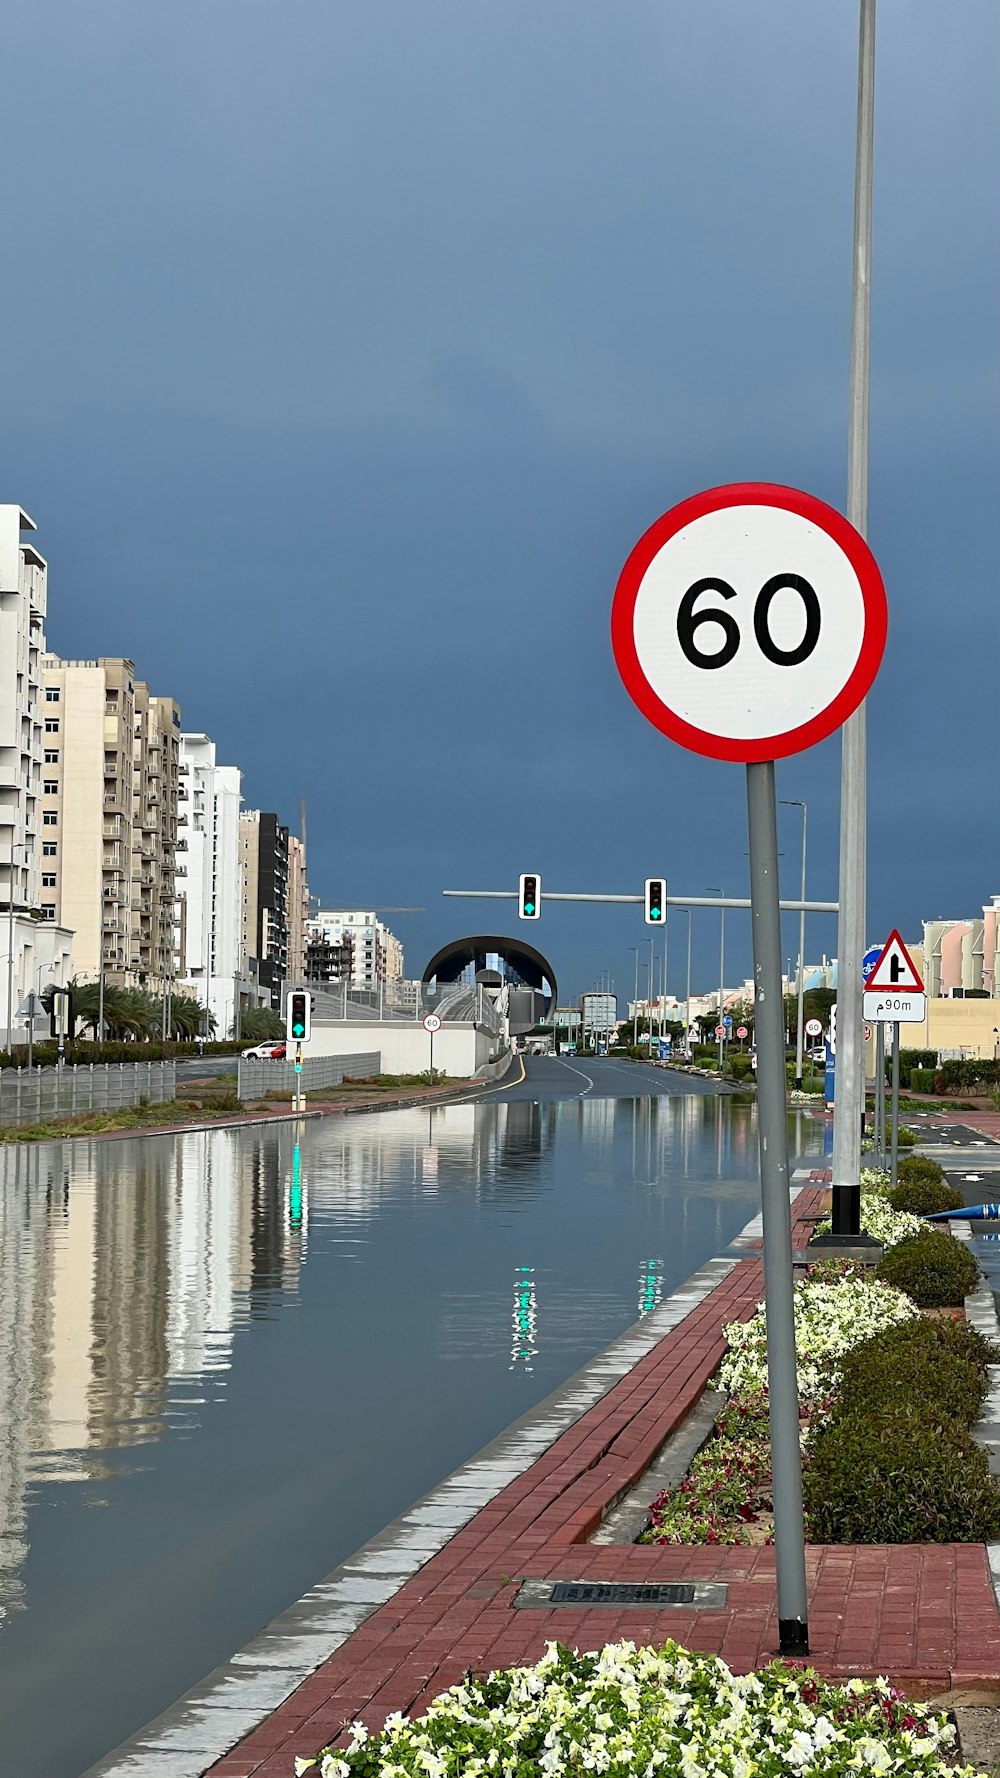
xmin=707 ymin=888 xmax=725 ymax=1071
xmin=647 ymin=935 xmax=655 ymax=1058
xmin=832 ymin=0 xmax=877 ymax=1236
xmin=676 ymin=906 xmax=693 ymax=1058
xmin=628 ymin=945 xmax=639 ymax=1045
xmin=781 ymin=800 xmax=808 ymax=1090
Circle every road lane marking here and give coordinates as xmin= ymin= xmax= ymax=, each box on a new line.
xmin=556 ymin=1056 xmax=594 ymax=1096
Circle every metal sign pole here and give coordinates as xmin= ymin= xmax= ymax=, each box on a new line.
xmin=889 ymin=1020 xmax=900 ymax=1188
xmin=746 ymin=759 xmax=808 ymax=1655
xmin=429 ymin=1026 xmax=434 ymax=1082
xmin=874 ymin=1024 xmax=885 ymax=1161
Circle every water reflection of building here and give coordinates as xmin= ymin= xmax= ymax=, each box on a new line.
xmin=307 ymin=1101 xmax=556 ymax=1217
xmin=0 ymin=1127 xmax=305 ymax=1620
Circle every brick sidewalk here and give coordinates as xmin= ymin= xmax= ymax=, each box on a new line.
xmin=206 ymin=1188 xmax=1000 ymax=1778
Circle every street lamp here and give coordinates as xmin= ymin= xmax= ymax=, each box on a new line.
xmin=647 ymin=934 xmax=655 ymax=1057
xmin=707 ymin=888 xmax=725 ymax=1071
xmin=674 ymin=906 xmax=693 ymax=1058
xmin=628 ymin=945 xmax=639 ymax=1045
xmin=781 ymin=800 xmax=808 ymax=1090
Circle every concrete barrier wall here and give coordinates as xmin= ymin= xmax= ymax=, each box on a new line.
xmin=309 ymin=1021 xmax=503 ymax=1080
xmin=238 ymin=1051 xmax=380 ymax=1099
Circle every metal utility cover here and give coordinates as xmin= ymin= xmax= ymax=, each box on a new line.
xmin=514 ymin=1579 xmax=728 ymax=1610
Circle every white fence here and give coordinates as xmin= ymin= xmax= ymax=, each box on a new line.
xmin=0 ymin=1061 xmax=177 ymax=1128
xmin=237 ymin=1051 xmax=381 ymax=1100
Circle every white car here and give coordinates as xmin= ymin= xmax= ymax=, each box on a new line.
xmin=242 ymin=1040 xmax=287 ymax=1061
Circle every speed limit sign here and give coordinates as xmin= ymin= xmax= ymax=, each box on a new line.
xmin=611 ymin=480 xmax=887 ymax=1657
xmin=611 ymin=483 xmax=886 ymax=762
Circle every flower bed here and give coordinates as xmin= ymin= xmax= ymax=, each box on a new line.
xmin=298 ymin=1640 xmax=982 ymax=1778
xmin=647 ymin=1175 xmax=998 ymax=1547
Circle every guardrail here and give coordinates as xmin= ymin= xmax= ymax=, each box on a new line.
xmin=0 ymin=1061 xmax=177 ymax=1129
xmin=237 ymin=1051 xmax=381 ymax=1099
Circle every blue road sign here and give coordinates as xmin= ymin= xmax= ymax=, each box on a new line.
xmin=862 ymin=944 xmax=883 ymax=984
xmin=723 ymin=1015 xmax=733 ymax=1030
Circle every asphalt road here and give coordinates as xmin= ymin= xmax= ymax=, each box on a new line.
xmin=479 ymin=1052 xmax=724 ymax=1104
xmin=174 ymin=1054 xmax=242 ymax=1080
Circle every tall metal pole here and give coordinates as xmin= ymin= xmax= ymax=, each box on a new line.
xmin=662 ymin=910 xmax=669 ymax=1045
xmin=746 ymin=759 xmax=809 ymax=1654
xmin=98 ymin=960 xmax=105 ymax=1046
xmin=647 ymin=936 xmax=654 ymax=1057
xmin=781 ymin=801 xmax=808 ymax=1089
xmin=832 ymin=0 xmax=876 ymax=1236
xmin=685 ymin=908 xmax=693 ymax=1057
xmin=6 ymin=838 xmax=17 ymax=1053
xmin=707 ymin=888 xmax=725 ymax=1070
xmin=629 ymin=945 xmax=639 ymax=1043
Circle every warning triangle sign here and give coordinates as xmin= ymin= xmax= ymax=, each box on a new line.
xmin=866 ymin=930 xmax=924 ymax=994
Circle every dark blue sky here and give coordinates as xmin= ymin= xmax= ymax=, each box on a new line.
xmin=4 ymin=2 xmax=997 ymax=1006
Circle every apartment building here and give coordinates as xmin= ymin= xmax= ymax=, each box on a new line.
xmin=176 ymin=734 xmax=243 ymax=1037
xmin=287 ymin=834 xmax=308 ymax=982
xmin=41 ymin=656 xmax=180 ymax=992
xmin=0 ymin=507 xmax=73 ymax=1041
xmin=239 ymin=812 xmax=289 ymax=1011
xmin=309 ymin=910 xmax=404 ymax=994
xmin=304 ymin=928 xmax=353 ymax=983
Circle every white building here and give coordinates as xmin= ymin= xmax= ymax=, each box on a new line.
xmin=176 ymin=734 xmax=243 ymax=1037
xmin=0 ymin=506 xmax=73 ymax=1044
xmin=310 ymin=909 xmax=404 ymax=995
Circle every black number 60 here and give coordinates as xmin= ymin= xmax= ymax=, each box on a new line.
xmin=677 ymin=574 xmax=821 ymax=670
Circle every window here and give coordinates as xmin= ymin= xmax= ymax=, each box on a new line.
xmin=44 ymin=749 xmax=58 ymax=765
xmin=42 ymin=873 xmax=56 ymax=889
xmin=44 ymin=718 xmax=59 ymax=733
xmin=45 ymin=687 xmax=59 ymax=702
xmin=41 ymin=905 xmax=55 ymax=921
xmin=44 ymin=780 xmax=58 ymax=795
xmin=43 ymin=812 xmax=57 ymax=826
xmin=43 ymin=842 xmax=57 ymax=857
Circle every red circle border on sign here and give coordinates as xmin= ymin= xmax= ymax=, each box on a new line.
xmin=610 ymin=482 xmax=888 ymax=763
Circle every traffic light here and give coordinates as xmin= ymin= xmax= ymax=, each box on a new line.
xmin=518 ymin=873 xmax=541 ymax=920
xmin=286 ymin=988 xmax=311 ymax=1043
xmin=644 ymin=877 xmax=666 ymax=925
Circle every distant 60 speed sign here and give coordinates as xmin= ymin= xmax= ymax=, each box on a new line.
xmin=611 ymin=483 xmax=887 ymax=762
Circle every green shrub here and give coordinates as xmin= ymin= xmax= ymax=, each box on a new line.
xmin=835 ymin=1317 xmax=987 ymax=1427
xmin=897 ymin=1153 xmax=944 ymax=1185
xmin=804 ymin=1406 xmax=1000 ymax=1543
xmin=876 ymin=1231 xmax=979 ymax=1307
xmin=896 ymin=1124 xmax=918 ymax=1147
xmin=898 ymin=1048 xmax=937 ymax=1076
xmin=910 ymin=1068 xmax=937 ymax=1094
xmin=888 ymin=1176 xmax=964 ymax=1216
xmin=728 ymin=1053 xmax=753 ymax=1080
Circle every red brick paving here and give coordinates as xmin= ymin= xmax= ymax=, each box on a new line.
xmin=205 ymin=1188 xmax=1000 ymax=1776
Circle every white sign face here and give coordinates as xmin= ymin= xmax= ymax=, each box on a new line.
xmin=805 ymin=1017 xmax=823 ymax=1037
xmin=862 ymin=991 xmax=927 ymax=1025
xmin=612 ymin=484 xmax=887 ymax=763
xmin=422 ymin=1013 xmax=442 ymax=1033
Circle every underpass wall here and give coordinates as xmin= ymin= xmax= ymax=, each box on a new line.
xmin=309 ymin=1021 xmax=498 ymax=1079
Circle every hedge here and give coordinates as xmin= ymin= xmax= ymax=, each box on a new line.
xmin=0 ymin=1038 xmax=247 ymax=1069
xmin=803 ymin=1313 xmax=1000 ymax=1543
xmin=897 ymin=1153 xmax=944 ymax=1185
xmin=876 ymin=1230 xmax=979 ymax=1307
xmin=888 ymin=1176 xmax=964 ymax=1216
xmin=910 ymin=1068 xmax=937 ymax=1093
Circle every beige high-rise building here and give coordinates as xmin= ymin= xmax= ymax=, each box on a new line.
xmin=287 ymin=833 xmax=308 ymax=982
xmin=41 ymin=657 xmax=181 ymax=992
